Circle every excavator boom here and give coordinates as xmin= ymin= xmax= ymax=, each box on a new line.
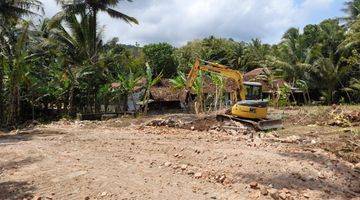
xmin=185 ymin=58 xmax=246 ymax=101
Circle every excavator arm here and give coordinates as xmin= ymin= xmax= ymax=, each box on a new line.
xmin=185 ymin=58 xmax=246 ymax=101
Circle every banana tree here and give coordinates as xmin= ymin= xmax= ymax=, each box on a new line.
xmin=210 ymin=73 xmax=224 ymax=110
xmin=116 ymin=71 xmax=142 ymax=113
xmin=1 ymin=21 xmax=32 ymax=125
xmin=169 ymin=71 xmax=204 ymax=114
xmin=142 ymin=63 xmax=162 ymax=115
xmin=295 ymin=79 xmax=311 ymax=104
xmin=169 ymin=71 xmax=187 ymax=89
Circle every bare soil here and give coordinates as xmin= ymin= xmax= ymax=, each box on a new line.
xmin=0 ymin=106 xmax=359 ymax=200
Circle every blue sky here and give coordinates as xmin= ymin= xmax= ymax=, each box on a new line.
xmin=40 ymin=0 xmax=348 ymax=46
xmin=294 ymin=0 xmax=345 ymax=24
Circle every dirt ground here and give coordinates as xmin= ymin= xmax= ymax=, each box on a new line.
xmin=0 ymin=106 xmax=359 ymax=200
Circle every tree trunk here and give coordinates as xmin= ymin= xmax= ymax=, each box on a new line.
xmin=340 ymin=81 xmax=352 ymax=103
xmin=290 ymin=90 xmax=296 ymax=105
xmin=143 ymin=89 xmax=151 ymax=115
xmin=307 ymin=92 xmax=311 ymax=104
xmin=91 ymin=7 xmax=98 ymax=60
xmin=9 ymin=84 xmax=20 ymax=125
xmin=303 ymin=93 xmax=307 ymax=105
xmin=0 ymin=63 xmax=4 ymax=126
xmin=219 ymin=89 xmax=223 ymax=109
xmin=214 ymin=86 xmax=218 ymax=110
xmin=68 ymin=85 xmax=75 ymax=116
xmin=130 ymin=92 xmax=137 ymax=114
xmin=94 ymin=88 xmax=100 ymax=113
xmin=122 ymin=93 xmax=128 ymax=112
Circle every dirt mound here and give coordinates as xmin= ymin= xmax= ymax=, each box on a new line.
xmin=327 ymin=107 xmax=360 ymax=127
xmin=146 ymin=115 xmax=253 ymax=134
xmin=284 ymin=106 xmax=360 ymax=127
xmin=306 ymin=133 xmax=360 ymax=164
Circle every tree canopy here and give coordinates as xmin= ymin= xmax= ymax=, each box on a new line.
xmin=1 ymin=0 xmax=360 ymax=127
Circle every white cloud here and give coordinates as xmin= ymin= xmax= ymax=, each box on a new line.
xmin=40 ymin=0 xmax=343 ymax=46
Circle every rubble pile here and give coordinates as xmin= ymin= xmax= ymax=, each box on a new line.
xmin=145 ymin=115 xmax=254 ymax=134
xmin=328 ymin=106 xmax=360 ymax=127
xmin=344 ymin=110 xmax=360 ymax=123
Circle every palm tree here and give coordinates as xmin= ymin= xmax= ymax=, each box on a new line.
xmin=281 ymin=28 xmax=308 ymax=64
xmin=339 ymin=17 xmax=360 ymax=50
xmin=0 ymin=0 xmax=43 ymax=21
xmin=55 ymin=0 xmax=138 ymax=59
xmin=0 ymin=53 xmax=5 ymax=124
xmin=0 ymin=0 xmax=42 ymax=125
xmin=48 ymin=11 xmax=103 ymax=114
xmin=1 ymin=21 xmax=32 ymax=125
xmin=311 ymin=57 xmax=341 ymax=103
xmin=342 ymin=0 xmax=360 ymax=24
xmin=274 ymin=28 xmax=314 ymax=85
xmin=241 ymin=39 xmax=272 ymax=71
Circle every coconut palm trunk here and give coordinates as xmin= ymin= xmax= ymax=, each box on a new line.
xmin=68 ymin=85 xmax=75 ymax=115
xmin=9 ymin=84 xmax=20 ymax=125
xmin=0 ymin=64 xmax=4 ymax=125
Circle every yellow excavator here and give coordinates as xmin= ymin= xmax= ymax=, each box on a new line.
xmin=184 ymin=58 xmax=282 ymax=131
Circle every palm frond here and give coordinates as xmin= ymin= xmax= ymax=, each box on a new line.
xmin=105 ymin=8 xmax=139 ymax=25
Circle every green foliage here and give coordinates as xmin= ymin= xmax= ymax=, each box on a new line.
xmin=277 ymin=84 xmax=292 ymax=107
xmin=342 ymin=0 xmax=360 ymax=23
xmin=142 ymin=64 xmax=162 ymax=114
xmin=174 ymin=36 xmax=248 ymax=71
xmin=0 ymin=0 xmax=43 ymax=21
xmin=143 ymin=43 xmax=178 ymax=78
xmin=1 ymin=0 xmax=360 ymax=126
xmin=169 ymin=71 xmax=187 ymax=89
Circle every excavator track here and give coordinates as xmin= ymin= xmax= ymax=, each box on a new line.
xmin=216 ymin=114 xmax=283 ymax=131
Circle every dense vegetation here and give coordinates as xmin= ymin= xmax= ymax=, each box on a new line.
xmin=0 ymin=0 xmax=359 ymax=126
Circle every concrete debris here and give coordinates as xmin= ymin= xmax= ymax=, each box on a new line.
xmin=354 ymin=163 xmax=360 ymax=173
xmin=164 ymin=162 xmax=172 ymax=167
xmin=187 ymin=171 xmax=195 ymax=175
xmin=215 ymin=174 xmax=227 ymax=184
xmin=260 ymin=187 xmax=269 ymax=195
xmin=180 ymin=164 xmax=187 ymax=170
xmin=194 ymin=172 xmax=202 ymax=179
xmin=268 ymin=189 xmax=280 ymax=200
xmin=278 ymin=191 xmax=287 ymax=200
xmin=32 ymin=196 xmax=42 ymax=200
xmin=249 ymin=181 xmax=259 ymax=189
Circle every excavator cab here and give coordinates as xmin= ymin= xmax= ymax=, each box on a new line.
xmin=231 ymin=82 xmax=269 ymax=119
xmin=244 ymin=82 xmax=263 ymax=100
